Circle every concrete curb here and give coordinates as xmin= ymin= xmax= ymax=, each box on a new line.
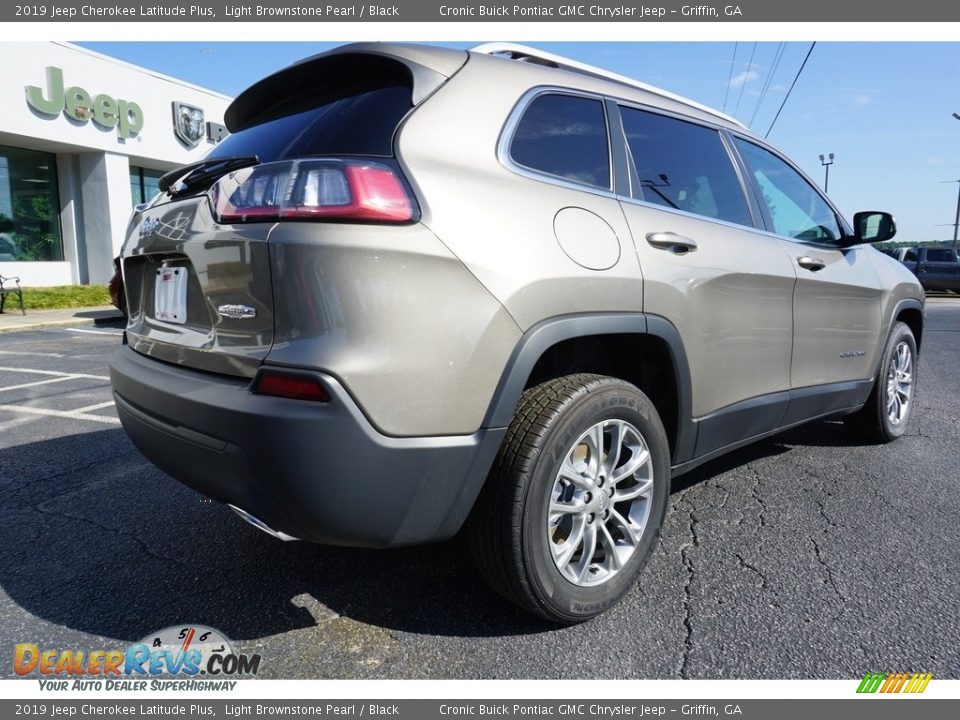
xmin=0 ymin=307 xmax=124 ymax=334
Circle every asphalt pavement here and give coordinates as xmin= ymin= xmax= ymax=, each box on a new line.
xmin=1 ymin=299 xmax=958 ymax=679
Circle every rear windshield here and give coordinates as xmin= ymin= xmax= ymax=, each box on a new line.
xmin=206 ymin=85 xmax=412 ymax=162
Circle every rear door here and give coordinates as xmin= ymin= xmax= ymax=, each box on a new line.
xmin=919 ymin=247 xmax=960 ymax=291
xmin=615 ymin=105 xmax=798 ymax=457
xmin=731 ymin=137 xmax=883 ymax=406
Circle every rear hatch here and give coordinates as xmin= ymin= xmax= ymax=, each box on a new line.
xmin=122 ymin=44 xmax=467 ymax=378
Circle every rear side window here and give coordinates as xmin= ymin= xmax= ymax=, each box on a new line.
xmin=925 ymin=248 xmax=956 ymax=263
xmin=620 ymin=107 xmax=752 ymax=227
xmin=510 ymin=94 xmax=610 ymax=190
xmin=206 ymin=85 xmax=412 ymax=162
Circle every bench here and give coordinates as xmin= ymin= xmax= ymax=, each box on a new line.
xmin=0 ymin=274 xmax=25 ymax=315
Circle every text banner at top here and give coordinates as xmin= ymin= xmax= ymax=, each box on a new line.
xmin=6 ymin=0 xmax=960 ymax=22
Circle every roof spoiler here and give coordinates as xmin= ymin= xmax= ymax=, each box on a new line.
xmin=225 ymin=43 xmax=468 ymax=133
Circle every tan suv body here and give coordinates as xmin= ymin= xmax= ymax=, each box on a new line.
xmin=110 ymin=42 xmax=924 ymax=622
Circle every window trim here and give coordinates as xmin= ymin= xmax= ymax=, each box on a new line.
xmin=604 ymin=97 xmax=633 ymax=198
xmin=498 ymin=86 xmax=616 ymax=196
xmin=497 ymin=85 xmax=855 ymax=246
xmin=728 ymin=132 xmax=855 ymax=247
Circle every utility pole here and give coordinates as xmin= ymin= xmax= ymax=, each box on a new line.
xmin=819 ymin=153 xmax=835 ymax=193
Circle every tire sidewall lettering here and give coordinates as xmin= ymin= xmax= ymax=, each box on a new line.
xmin=522 ymin=383 xmax=669 ymax=620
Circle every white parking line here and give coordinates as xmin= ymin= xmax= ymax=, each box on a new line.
xmin=0 ymin=413 xmax=43 ymax=433
xmin=0 ymin=366 xmax=110 ymax=381
xmin=72 ymin=400 xmax=116 ymax=414
xmin=0 ymin=365 xmax=116 ymax=426
xmin=0 ymin=404 xmax=120 ymax=425
xmin=65 ymin=328 xmax=124 ymax=336
xmin=0 ymin=376 xmax=75 ymax=393
xmin=0 ymin=350 xmax=66 ymax=358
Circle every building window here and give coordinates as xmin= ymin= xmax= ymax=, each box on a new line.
xmin=0 ymin=145 xmax=62 ymax=262
xmin=130 ymin=166 xmax=164 ymax=207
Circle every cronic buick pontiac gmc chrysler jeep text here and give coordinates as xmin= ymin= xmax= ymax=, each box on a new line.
xmin=109 ymin=43 xmax=924 ymax=623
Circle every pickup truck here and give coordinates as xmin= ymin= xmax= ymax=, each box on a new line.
xmin=890 ymin=246 xmax=960 ymax=292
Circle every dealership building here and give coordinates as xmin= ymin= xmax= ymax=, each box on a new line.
xmin=0 ymin=42 xmax=230 ymax=286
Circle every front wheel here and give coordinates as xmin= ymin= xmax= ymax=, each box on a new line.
xmin=468 ymin=374 xmax=670 ymax=624
xmin=845 ymin=322 xmax=917 ymax=442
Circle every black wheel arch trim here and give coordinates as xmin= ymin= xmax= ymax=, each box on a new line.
xmin=480 ymin=312 xmax=696 ymax=465
xmin=877 ymin=297 xmax=924 ymax=378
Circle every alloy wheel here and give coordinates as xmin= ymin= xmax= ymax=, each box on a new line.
xmin=547 ymin=419 xmax=654 ymax=587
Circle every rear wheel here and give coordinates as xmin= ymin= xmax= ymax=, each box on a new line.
xmin=845 ymin=322 xmax=917 ymax=442
xmin=468 ymin=374 xmax=670 ymax=624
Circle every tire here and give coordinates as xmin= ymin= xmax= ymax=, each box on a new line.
xmin=845 ymin=321 xmax=917 ymax=443
xmin=468 ymin=373 xmax=670 ymax=624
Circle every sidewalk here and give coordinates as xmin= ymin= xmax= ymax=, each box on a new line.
xmin=0 ymin=306 xmax=124 ymax=333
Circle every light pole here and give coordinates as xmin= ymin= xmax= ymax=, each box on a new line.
xmin=952 ymin=114 xmax=960 ymax=257
xmin=951 ymin=180 xmax=960 ymax=259
xmin=819 ymin=153 xmax=835 ymax=193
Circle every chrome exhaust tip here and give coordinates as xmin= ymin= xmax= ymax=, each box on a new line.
xmin=228 ymin=504 xmax=300 ymax=542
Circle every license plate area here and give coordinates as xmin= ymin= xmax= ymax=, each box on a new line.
xmin=154 ymin=266 xmax=188 ymax=324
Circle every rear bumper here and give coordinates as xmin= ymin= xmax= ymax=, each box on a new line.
xmin=109 ymin=346 xmax=504 ymax=547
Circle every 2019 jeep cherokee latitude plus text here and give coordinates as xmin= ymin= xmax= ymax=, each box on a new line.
xmin=109 ymin=42 xmax=924 ymax=623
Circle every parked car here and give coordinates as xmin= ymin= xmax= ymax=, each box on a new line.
xmin=109 ymin=42 xmax=924 ymax=623
xmin=108 ymin=256 xmax=126 ymax=319
xmin=892 ymin=246 xmax=960 ymax=293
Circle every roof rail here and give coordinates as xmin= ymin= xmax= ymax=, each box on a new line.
xmin=471 ymin=42 xmax=745 ymax=129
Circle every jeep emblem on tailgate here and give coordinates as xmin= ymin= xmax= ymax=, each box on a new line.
xmin=217 ymin=304 xmax=257 ymax=320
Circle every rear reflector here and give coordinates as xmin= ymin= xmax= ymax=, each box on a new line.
xmin=209 ymin=158 xmax=415 ymax=224
xmin=253 ymin=371 xmax=330 ymax=402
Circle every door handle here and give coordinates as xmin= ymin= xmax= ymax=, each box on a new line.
xmin=646 ymin=232 xmax=698 ymax=254
xmin=797 ymin=256 xmax=826 ymax=272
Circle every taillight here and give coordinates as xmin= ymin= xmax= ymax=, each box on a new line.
xmin=253 ymin=371 xmax=330 ymax=402
xmin=209 ymin=159 xmax=415 ymax=224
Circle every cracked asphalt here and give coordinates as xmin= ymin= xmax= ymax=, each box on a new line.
xmin=1 ymin=298 xmax=959 ymax=679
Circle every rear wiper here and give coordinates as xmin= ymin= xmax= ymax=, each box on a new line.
xmin=160 ymin=156 xmax=259 ymax=197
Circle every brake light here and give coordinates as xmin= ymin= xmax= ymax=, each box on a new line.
xmin=253 ymin=371 xmax=330 ymax=402
xmin=209 ymin=159 xmax=415 ymax=224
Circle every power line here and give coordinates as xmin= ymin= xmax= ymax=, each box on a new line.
xmin=748 ymin=42 xmax=786 ymax=129
xmin=722 ymin=42 xmax=738 ymax=113
xmin=748 ymin=42 xmax=785 ymax=128
xmin=765 ymin=41 xmax=817 ymax=139
xmin=732 ymin=42 xmax=757 ymax=119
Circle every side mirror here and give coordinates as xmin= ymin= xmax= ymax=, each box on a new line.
xmin=853 ymin=211 xmax=897 ymax=244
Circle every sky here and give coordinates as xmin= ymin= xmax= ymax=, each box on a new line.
xmin=78 ymin=41 xmax=960 ymax=245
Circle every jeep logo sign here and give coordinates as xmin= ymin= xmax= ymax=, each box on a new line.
xmin=25 ymin=66 xmax=144 ymax=139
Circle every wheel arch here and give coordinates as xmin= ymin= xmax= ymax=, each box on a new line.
xmin=872 ymin=297 xmax=924 ymax=381
xmin=894 ymin=301 xmax=924 ymax=354
xmin=481 ymin=313 xmax=696 ymax=465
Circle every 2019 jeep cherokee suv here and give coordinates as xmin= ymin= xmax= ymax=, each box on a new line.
xmin=109 ymin=42 xmax=924 ymax=624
